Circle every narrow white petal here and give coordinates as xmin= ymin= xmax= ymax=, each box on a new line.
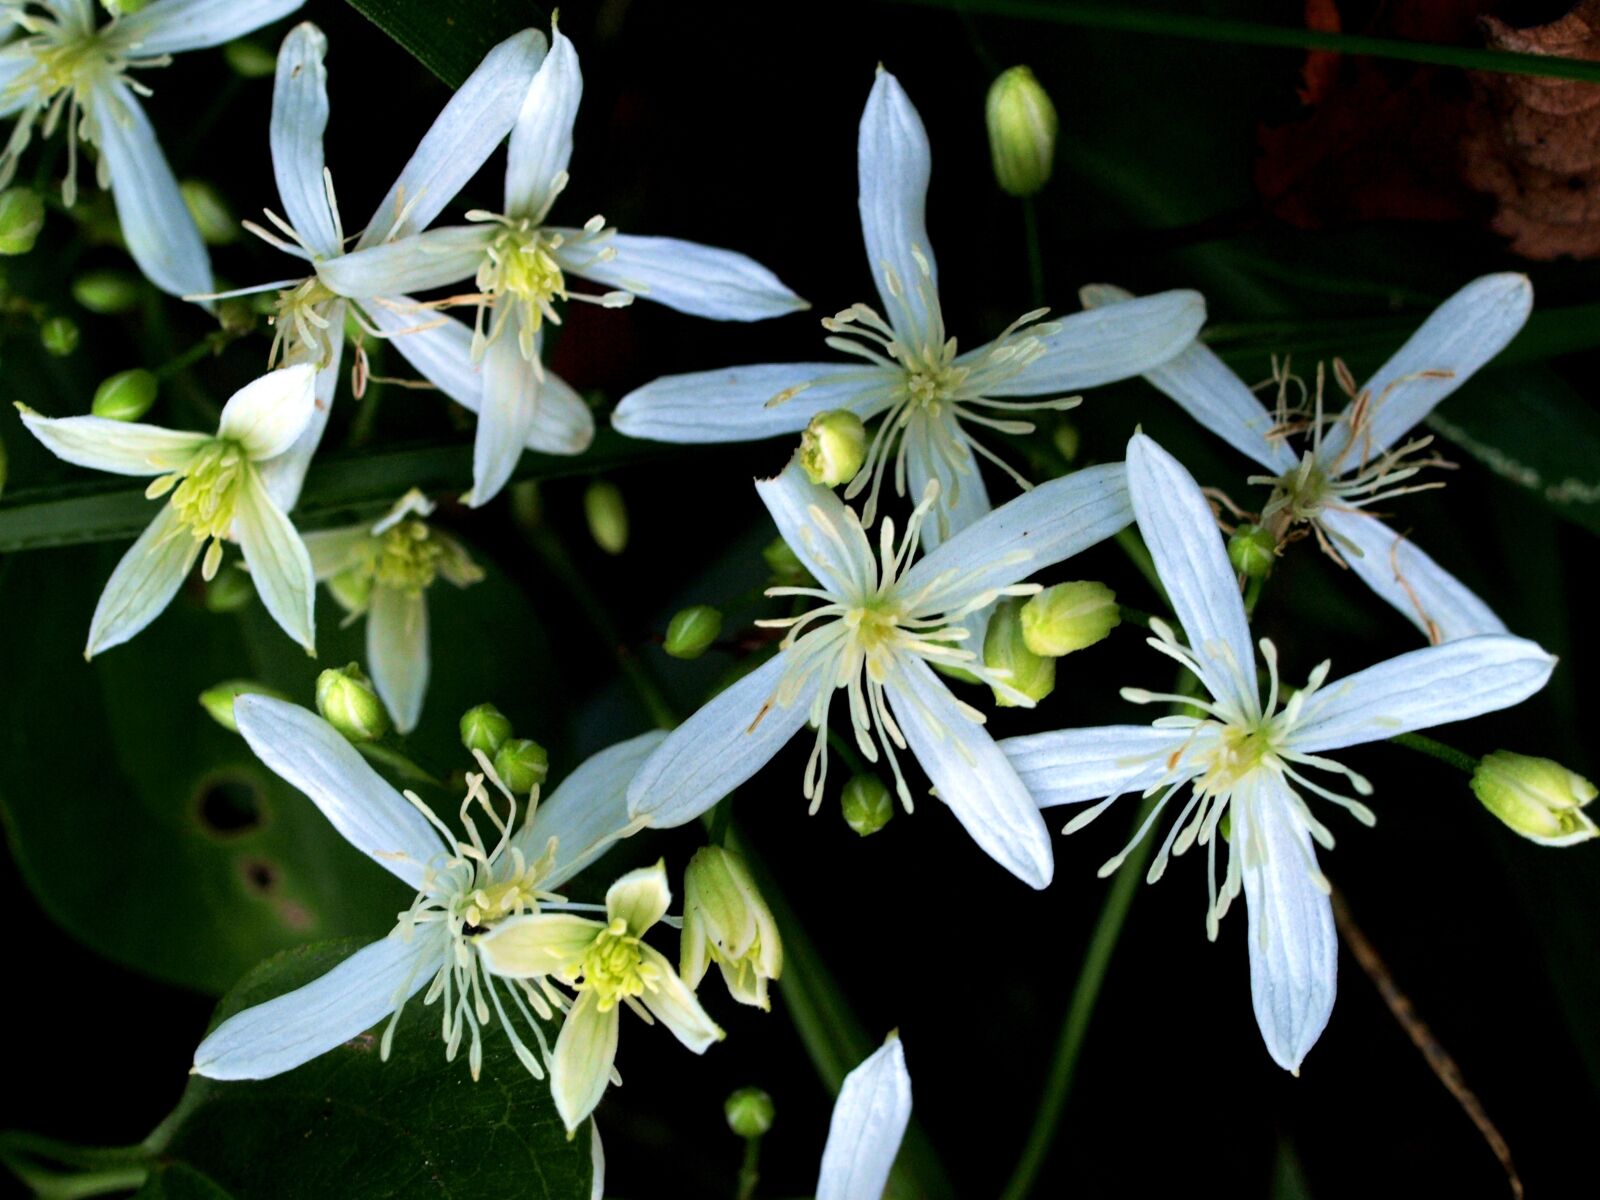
xmin=551 ymin=990 xmax=619 ymax=1134
xmin=191 ymin=931 xmax=443 ymax=1081
xmin=611 ymin=363 xmax=894 ymax=444
xmin=17 ymin=409 xmax=206 ymax=476
xmin=257 ymin=320 xmax=345 ymax=513
xmin=269 ymin=22 xmax=339 ymax=261
xmin=754 ymin=457 xmax=873 ymax=596
xmin=319 ymin=227 xmax=492 ymax=299
xmin=606 ymin=861 xmax=672 ymax=933
xmin=364 ymin=299 xmax=481 ymax=409
xmin=367 ymin=584 xmax=429 ymax=735
xmin=588 ymin=1121 xmax=605 ymax=1200
xmin=233 ymin=695 xmax=443 ymax=888
xmin=234 ymin=468 xmax=316 ymax=651
xmin=465 ymin=324 xmax=539 ymax=507
xmin=525 ymin=366 xmax=594 ymax=455
xmin=1002 ymin=726 xmax=1186 ymax=808
xmin=858 ymin=69 xmax=940 ymax=346
xmin=816 ymin=1034 xmax=912 ymax=1200
xmin=86 ymin=504 xmax=200 ymax=658
xmin=903 ymin=413 xmax=991 ymax=554
xmin=638 ymin=945 xmax=722 ymax=1052
xmin=217 ymin=363 xmax=317 ymax=462
xmin=114 ymin=0 xmax=304 ymax=56
xmin=888 ymin=658 xmax=1054 ymax=887
xmin=477 ymin=913 xmax=605 ymax=976
xmin=504 ymin=25 xmax=580 ymax=219
xmin=555 ymin=232 xmax=806 ymax=321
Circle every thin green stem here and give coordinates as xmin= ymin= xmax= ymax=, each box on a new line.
xmin=1021 ymin=196 xmax=1045 ymax=309
xmin=735 ymin=1135 xmax=761 ymax=1200
xmin=1390 ymin=732 xmax=1479 ymax=775
xmin=1242 ymin=573 xmax=1266 ymax=619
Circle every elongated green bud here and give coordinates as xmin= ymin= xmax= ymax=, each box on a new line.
xmin=1472 ymin=751 xmax=1598 ymax=846
xmin=986 ymin=66 xmax=1057 ymax=198
xmin=1021 ymin=581 xmax=1119 ymax=658
xmin=985 ymin=597 xmax=1055 ymax=706
xmin=584 ymin=480 xmax=629 ymax=555
xmin=460 ymin=703 xmax=513 ymax=757
xmin=762 ymin=536 xmax=809 ymax=585
xmin=841 ymin=773 xmax=894 ymax=837
xmin=682 ymin=845 xmax=783 ymax=1008
xmin=724 ymin=1088 xmax=774 ymax=1138
xmin=493 ymin=737 xmax=549 ymax=794
xmin=200 ymin=680 xmax=288 ymax=733
xmin=91 ymin=368 xmax=159 ymax=422
xmin=799 ymin=409 xmax=867 ymax=487
xmin=39 ymin=316 xmax=79 ymax=357
xmin=204 ymin=566 xmax=255 ymax=613
xmin=181 ymin=180 xmax=237 ymax=245
xmin=72 ymin=270 xmax=142 ymax=315
xmin=316 ymin=664 xmax=389 ymax=743
xmin=1228 ymin=524 xmax=1277 ymax=579
xmin=223 ymin=39 xmax=278 ymax=78
xmin=665 ymin=605 xmax=723 ymax=659
xmin=0 ymin=189 xmax=45 ymax=256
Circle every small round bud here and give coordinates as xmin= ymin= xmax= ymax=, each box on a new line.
xmin=1020 ymin=581 xmax=1119 ymax=658
xmin=1052 ymin=420 xmax=1080 ymax=465
xmin=584 ymin=480 xmax=629 ymax=555
xmin=180 ymin=180 xmax=237 ymax=246
xmin=460 ymin=703 xmax=513 ymax=757
xmin=665 ymin=605 xmax=723 ymax=660
xmin=494 ymin=737 xmax=549 ymax=794
xmin=72 ymin=270 xmax=142 ymax=315
xmin=204 ymin=566 xmax=255 ymax=613
xmin=223 ymin=39 xmax=278 ymax=78
xmin=985 ymin=66 xmax=1058 ymax=198
xmin=91 ymin=368 xmax=159 ymax=422
xmin=217 ymin=298 xmax=257 ymax=336
xmin=200 ymin=680 xmax=286 ymax=733
xmin=984 ymin=597 xmax=1055 ymax=707
xmin=841 ymin=774 xmax=894 ymax=837
xmin=1228 ymin=524 xmax=1277 ymax=580
xmin=0 ymin=188 xmax=45 ymax=256
xmin=762 ymin=536 xmax=809 ymax=585
xmin=316 ymin=663 xmax=390 ymax=743
xmin=39 ymin=315 xmax=79 ymax=357
xmin=724 ymin=1088 xmax=775 ymax=1138
xmin=798 ymin=409 xmax=867 ymax=487
xmin=1472 ymin=751 xmax=1598 ymax=847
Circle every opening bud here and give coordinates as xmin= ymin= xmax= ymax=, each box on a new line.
xmin=316 ymin=664 xmax=390 ymax=743
xmin=682 ymin=845 xmax=783 ymax=1009
xmin=0 ymin=189 xmax=45 ymax=256
xmin=1228 ymin=524 xmax=1277 ymax=580
xmin=200 ymin=680 xmax=288 ymax=733
xmin=665 ymin=605 xmax=723 ymax=659
xmin=984 ymin=597 xmax=1055 ymax=706
xmin=91 ymin=368 xmax=159 ymax=422
xmin=841 ymin=773 xmax=894 ymax=837
xmin=39 ymin=315 xmax=79 ymax=357
xmin=180 ymin=180 xmax=238 ymax=246
xmin=493 ymin=737 xmax=549 ymax=795
xmin=798 ymin=409 xmax=867 ymax=487
xmin=584 ymin=480 xmax=629 ymax=555
xmin=1472 ymin=751 xmax=1598 ymax=847
xmin=1021 ymin=581 xmax=1119 ymax=658
xmin=204 ymin=566 xmax=255 ymax=613
xmin=72 ymin=270 xmax=142 ymax=315
xmin=986 ymin=66 xmax=1058 ymax=198
xmin=460 ymin=703 xmax=513 ymax=757
xmin=724 ymin=1087 xmax=775 ymax=1139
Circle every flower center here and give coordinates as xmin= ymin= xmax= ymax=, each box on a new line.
xmin=374 ymin=520 xmax=443 ymax=594
xmin=572 ymin=918 xmax=660 ymax=1012
xmin=1193 ymin=722 xmax=1280 ymax=799
xmin=145 ymin=439 xmax=246 ymax=581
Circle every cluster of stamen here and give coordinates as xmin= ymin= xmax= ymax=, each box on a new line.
xmin=374 ymin=519 xmax=444 ymax=594
xmin=268 ymin=276 xmax=342 ymax=369
xmin=147 ymin=440 xmax=246 ymax=580
xmin=566 ymin=919 xmax=659 ymax=1013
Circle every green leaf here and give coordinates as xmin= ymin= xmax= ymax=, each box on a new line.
xmin=345 ymin=0 xmax=549 ymax=88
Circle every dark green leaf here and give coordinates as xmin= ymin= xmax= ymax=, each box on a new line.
xmin=345 ymin=0 xmax=549 ymax=88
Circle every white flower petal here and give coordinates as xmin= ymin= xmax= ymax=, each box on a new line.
xmin=113 ymin=0 xmax=304 ymax=56
xmin=1001 ymin=726 xmax=1186 ymax=808
xmin=367 ymin=584 xmax=429 ymax=735
xmin=638 ymin=945 xmax=722 ymax=1052
xmin=319 ymin=226 xmax=493 ymax=299
xmin=816 ymin=1034 xmax=912 ymax=1200
xmin=1287 ymin=635 xmax=1555 ymax=756
xmin=217 ymin=363 xmax=317 ymax=461
xmin=302 ymin=525 xmax=370 ymax=580
xmin=626 ymin=654 xmax=819 ymax=827
xmin=858 ymin=69 xmax=940 ymax=346
xmin=605 ymin=861 xmax=672 ymax=934
xmin=85 ymin=504 xmax=200 ymax=658
xmin=551 ymin=990 xmax=619 ymax=1134
xmin=269 ymin=22 xmax=339 ymax=261
xmin=1126 ymin=433 xmax=1257 ymax=713
xmin=888 ymin=657 xmax=1054 ymax=887
xmin=588 ymin=1121 xmax=605 ymax=1200
xmin=191 ymin=930 xmax=444 ymax=1081
xmin=233 ymin=695 xmax=443 ymax=889
xmin=904 ymin=412 xmax=991 ymax=554
xmin=17 ymin=408 xmax=207 ymax=476
xmin=477 ymin=913 xmax=605 ymax=976
xmin=464 ymin=323 xmax=540 ymax=508
xmin=554 ymin=232 xmax=806 ymax=321
xmin=363 ymin=299 xmax=481 ymax=408
xmin=504 ymin=25 xmax=580 ymax=219
xmin=611 ymin=362 xmax=894 ymax=444
xmin=256 ymin=319 xmax=345 ymax=513
xmin=234 ymin=467 xmax=316 ymax=651
xmin=1318 ymin=508 xmax=1506 ymax=643
xmin=525 ymin=366 xmax=594 ymax=455
xmin=755 ymin=457 xmax=874 ymax=596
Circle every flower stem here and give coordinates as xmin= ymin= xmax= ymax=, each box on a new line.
xmin=1390 ymin=732 xmax=1478 ymax=775
xmin=1021 ymin=196 xmax=1046 ymax=308
xmin=735 ymin=1134 xmax=762 ymax=1200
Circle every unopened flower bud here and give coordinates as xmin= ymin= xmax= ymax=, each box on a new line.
xmin=217 ymin=298 xmax=257 ymax=336
xmin=180 ymin=180 xmax=237 ymax=246
xmin=71 ymin=270 xmax=141 ymax=314
xmin=1472 ymin=751 xmax=1598 ymax=847
xmin=39 ymin=315 xmax=79 ymax=357
xmin=841 ymin=773 xmax=894 ymax=837
xmin=204 ymin=566 xmax=255 ymax=613
xmin=986 ymin=66 xmax=1057 ymax=198
xmin=682 ymin=846 xmax=783 ymax=1009
xmin=0 ymin=189 xmax=45 ymax=256
xmin=984 ymin=597 xmax=1055 ymax=706
xmin=762 ymin=536 xmax=810 ymax=585
xmin=1228 ymin=524 xmax=1277 ymax=580
xmin=724 ymin=1087 xmax=775 ymax=1139
xmin=665 ymin=605 xmax=723 ymax=659
xmin=91 ymin=368 xmax=158 ymax=422
xmin=200 ymin=679 xmax=287 ymax=733
xmin=1021 ymin=581 xmax=1119 ymax=658
xmin=584 ymin=480 xmax=628 ymax=555
xmin=223 ymin=39 xmax=277 ymax=78
xmin=316 ymin=663 xmax=389 ymax=743
xmin=1053 ymin=420 xmax=1080 ymax=465
xmin=493 ymin=737 xmax=549 ymax=794
xmin=460 ymin=703 xmax=513 ymax=757
xmin=798 ymin=409 xmax=867 ymax=487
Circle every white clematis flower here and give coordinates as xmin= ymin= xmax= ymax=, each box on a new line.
xmin=816 ymin=1033 xmax=913 ymax=1200
xmin=1002 ymin=433 xmax=1555 ymax=1072
xmin=319 ymin=22 xmax=808 ymax=509
xmin=0 ymin=0 xmax=303 ymax=297
xmin=303 ymin=489 xmax=483 ymax=735
xmin=1084 ymin=274 xmax=1532 ymax=642
xmin=611 ymin=66 xmax=1205 ymax=551
xmin=476 ymin=859 xmax=724 ymax=1134
xmin=17 ymin=362 xmax=319 ymax=656
xmin=624 ymin=455 xmax=1135 ymax=889
xmin=192 ymin=696 xmax=666 ymax=1084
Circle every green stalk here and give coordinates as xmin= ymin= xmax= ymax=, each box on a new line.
xmin=1390 ymin=732 xmax=1479 ymax=775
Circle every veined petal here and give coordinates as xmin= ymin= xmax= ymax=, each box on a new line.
xmin=362 ymin=28 xmax=550 ymax=245
xmin=191 ymin=929 xmax=444 ymax=1081
xmin=269 ymin=22 xmax=339 ymax=261
xmin=86 ymin=504 xmax=200 ymax=658
xmin=476 ymin=913 xmax=604 ymax=976
xmin=626 ymin=654 xmax=819 ymax=827
xmin=525 ymin=366 xmax=594 ymax=455
xmin=904 ymin=411 xmax=991 ymax=553
xmin=113 ymin=0 xmax=304 ymax=56
xmin=464 ymin=320 xmax=540 ymax=507
xmin=1001 ymin=726 xmax=1186 ymax=808
xmin=368 ymin=584 xmax=429 ymax=735
xmin=234 ymin=468 xmax=316 ymax=652
xmin=554 ymin=232 xmax=806 ymax=321
xmin=257 ymin=320 xmax=345 ymax=513
xmin=17 ymin=408 xmax=206 ymax=476
xmin=858 ymin=68 xmax=940 ymax=347
xmin=888 ymin=657 xmax=1055 ymax=888
xmin=611 ymin=362 xmax=895 ymax=444
xmin=550 ymin=990 xmax=619 ymax=1134
xmin=1320 ymin=273 xmax=1533 ymax=470
xmin=302 ymin=525 xmax=370 ymax=580
xmin=1126 ymin=433 xmax=1257 ymax=714
xmin=233 ymin=695 xmax=443 ymax=889
xmin=638 ymin=945 xmax=722 ymax=1052
xmin=319 ymin=226 xmax=493 ymax=299
xmin=218 ymin=363 xmax=317 ymax=462
xmin=755 ymin=457 xmax=875 ymax=595
xmin=816 ymin=1034 xmax=912 ymax=1200
xmin=605 ymin=861 xmax=671 ymax=934
xmin=1237 ymin=775 xmax=1337 ymax=1074
xmin=1287 ymin=635 xmax=1555 ymax=756
xmin=504 ymin=24 xmax=580 ymax=220
xmin=1318 ymin=508 xmax=1507 ymax=643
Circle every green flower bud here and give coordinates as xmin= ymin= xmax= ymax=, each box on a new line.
xmin=204 ymin=566 xmax=255 ymax=613
xmin=223 ymin=39 xmax=278 ymax=78
xmin=0 ymin=189 xmax=45 ymax=256
xmin=493 ymin=737 xmax=549 ymax=795
xmin=91 ymin=368 xmax=158 ymax=422
xmin=1020 ymin=581 xmax=1119 ymax=658
xmin=984 ymin=597 xmax=1055 ymax=707
xmin=683 ymin=845 xmax=783 ymax=1009
xmin=798 ymin=409 xmax=867 ymax=487
xmin=584 ymin=480 xmax=628 ymax=555
xmin=39 ymin=315 xmax=79 ymax=357
xmin=180 ymin=180 xmax=238 ymax=246
xmin=71 ymin=269 xmax=142 ymax=314
xmin=1053 ymin=420 xmax=1080 ymax=465
xmin=841 ymin=773 xmax=894 ymax=837
xmin=200 ymin=679 xmax=287 ymax=733
xmin=217 ymin=298 xmax=257 ymax=336
xmin=762 ymin=535 xmax=810 ymax=585
xmin=665 ymin=605 xmax=723 ymax=659
xmin=460 ymin=703 xmax=513 ymax=757
xmin=1472 ymin=751 xmax=1598 ymax=847
xmin=986 ymin=66 xmax=1058 ymax=198
xmin=724 ymin=1087 xmax=775 ymax=1139
xmin=316 ymin=663 xmax=390 ymax=743
xmin=1228 ymin=524 xmax=1277 ymax=580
